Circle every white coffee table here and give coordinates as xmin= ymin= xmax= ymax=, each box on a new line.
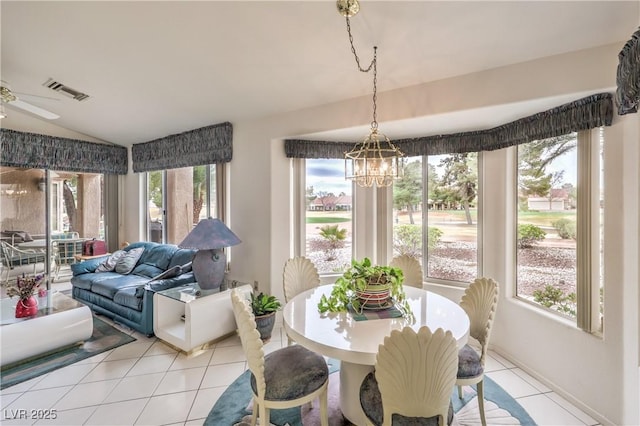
xmin=0 ymin=291 xmax=93 ymax=366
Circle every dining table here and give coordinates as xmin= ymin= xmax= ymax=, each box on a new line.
xmin=283 ymin=284 xmax=470 ymax=425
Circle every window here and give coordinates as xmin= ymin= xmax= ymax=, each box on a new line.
xmin=392 ymin=153 xmax=480 ymax=283
xmin=302 ymin=159 xmax=353 ymax=275
xmin=146 ymin=165 xmax=218 ymax=245
xmin=516 ymin=130 xmax=603 ymax=332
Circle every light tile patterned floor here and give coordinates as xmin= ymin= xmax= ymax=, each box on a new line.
xmin=0 ymin=278 xmax=600 ymax=425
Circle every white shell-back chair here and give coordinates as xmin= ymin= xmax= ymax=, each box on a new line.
xmin=231 ymin=290 xmax=329 ymax=426
xmin=283 ymin=256 xmax=320 ymax=344
xmin=360 ymin=327 xmax=458 ymax=426
xmin=389 ymin=254 xmax=423 ymax=288
xmin=456 ymin=277 xmax=499 ymax=426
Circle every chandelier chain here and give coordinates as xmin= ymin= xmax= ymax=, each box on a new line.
xmin=345 ymin=16 xmax=378 ymax=129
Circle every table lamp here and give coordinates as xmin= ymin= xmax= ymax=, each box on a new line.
xmin=178 ymin=218 xmax=241 ymax=290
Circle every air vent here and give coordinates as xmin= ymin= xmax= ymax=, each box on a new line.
xmin=43 ymin=78 xmax=90 ymax=101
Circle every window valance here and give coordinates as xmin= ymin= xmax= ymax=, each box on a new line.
xmin=285 ymin=93 xmax=613 ymax=158
xmin=132 ymin=122 xmax=232 ymax=173
xmin=616 ymin=27 xmax=640 ymax=115
xmin=0 ymin=128 xmax=128 ymax=174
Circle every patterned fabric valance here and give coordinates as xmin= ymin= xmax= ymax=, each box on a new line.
xmin=285 ymin=93 xmax=613 ymax=158
xmin=615 ymin=27 xmax=640 ymax=115
xmin=0 ymin=128 xmax=128 ymax=174
xmin=132 ymin=122 xmax=232 ymax=173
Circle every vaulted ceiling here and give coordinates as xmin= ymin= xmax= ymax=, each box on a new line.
xmin=1 ymin=1 xmax=637 ymax=145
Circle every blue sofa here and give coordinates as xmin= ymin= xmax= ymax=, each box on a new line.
xmin=71 ymin=242 xmax=196 ymax=336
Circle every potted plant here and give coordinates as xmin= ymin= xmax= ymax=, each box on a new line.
xmin=317 ymin=257 xmax=411 ymax=317
xmin=250 ymin=292 xmax=282 ymax=342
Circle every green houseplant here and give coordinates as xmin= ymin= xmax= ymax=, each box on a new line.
xmin=250 ymin=292 xmax=282 ymax=341
xmin=317 ymin=257 xmax=411 ymax=316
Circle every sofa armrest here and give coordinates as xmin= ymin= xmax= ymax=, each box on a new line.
xmin=144 ymin=272 xmax=196 ymax=293
xmin=70 ymin=256 xmax=109 ymax=276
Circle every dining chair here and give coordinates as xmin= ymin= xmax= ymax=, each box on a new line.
xmin=231 ymin=290 xmax=329 ymax=426
xmin=360 ymin=326 xmax=458 ymax=426
xmin=283 ymin=256 xmax=320 ymax=344
xmin=456 ymin=277 xmax=499 ymax=426
xmin=389 ymin=254 xmax=423 ymax=288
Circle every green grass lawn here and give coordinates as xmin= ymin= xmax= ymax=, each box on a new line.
xmin=306 ymin=216 xmax=351 ymax=224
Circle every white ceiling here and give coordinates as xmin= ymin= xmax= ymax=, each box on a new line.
xmin=1 ymin=1 xmax=638 ymax=146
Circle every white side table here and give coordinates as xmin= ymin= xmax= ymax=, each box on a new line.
xmin=153 ymin=283 xmax=252 ymax=354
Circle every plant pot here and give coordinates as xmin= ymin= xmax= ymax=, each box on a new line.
xmin=356 ymin=283 xmax=391 ymax=308
xmin=15 ymin=296 xmax=39 ymax=318
xmin=255 ymin=312 xmax=276 ymax=342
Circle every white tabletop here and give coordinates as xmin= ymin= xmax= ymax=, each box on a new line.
xmin=283 ymin=284 xmax=470 ymax=366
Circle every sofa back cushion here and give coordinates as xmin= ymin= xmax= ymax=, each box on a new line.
xmin=168 ymin=248 xmax=196 ymax=272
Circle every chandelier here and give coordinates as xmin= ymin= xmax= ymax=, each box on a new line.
xmin=338 ymin=0 xmax=404 ymax=188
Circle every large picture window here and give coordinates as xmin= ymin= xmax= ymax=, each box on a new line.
xmin=392 ymin=153 xmax=480 ymax=284
xmin=303 ymin=159 xmax=353 ymax=275
xmin=516 ymin=130 xmax=604 ymax=332
xmin=146 ymin=165 xmax=218 ymax=245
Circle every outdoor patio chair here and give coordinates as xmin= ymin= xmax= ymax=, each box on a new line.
xmin=456 ymin=277 xmax=499 ymax=426
xmin=0 ymin=241 xmax=47 ymax=284
xmin=53 ymin=239 xmax=84 ymax=281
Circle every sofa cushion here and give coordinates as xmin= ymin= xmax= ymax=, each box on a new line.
xmin=96 ymin=250 xmax=127 ymax=272
xmin=91 ymin=274 xmax=148 ymax=299
xmin=113 ymin=287 xmax=144 ymax=311
xmin=72 ymin=271 xmax=122 ymax=291
xmin=139 ymin=244 xmax=178 ymax=271
xmin=115 ymin=247 xmax=145 ymax=274
xmin=132 ymin=263 xmax=165 ymax=279
xmin=168 ymin=248 xmax=196 ymax=271
xmin=71 ymin=256 xmax=109 ymax=275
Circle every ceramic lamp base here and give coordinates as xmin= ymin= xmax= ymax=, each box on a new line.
xmin=192 ymin=249 xmax=226 ymax=290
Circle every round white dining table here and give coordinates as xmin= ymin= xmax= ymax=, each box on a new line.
xmin=283 ymin=284 xmax=470 ymax=425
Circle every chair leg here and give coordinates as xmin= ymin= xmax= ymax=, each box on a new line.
xmin=477 ymin=380 xmax=486 ymax=426
xmin=250 ymin=400 xmax=259 ymax=426
xmin=319 ymin=386 xmax=329 ymax=426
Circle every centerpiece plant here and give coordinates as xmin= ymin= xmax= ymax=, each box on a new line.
xmin=317 ymin=257 xmax=411 ymax=317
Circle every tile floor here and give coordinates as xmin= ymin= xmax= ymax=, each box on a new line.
xmin=1 ymin=277 xmax=600 ymax=426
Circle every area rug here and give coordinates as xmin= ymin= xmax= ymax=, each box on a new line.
xmin=206 ymin=359 xmax=536 ymax=426
xmin=1 ymin=315 xmax=136 ymax=390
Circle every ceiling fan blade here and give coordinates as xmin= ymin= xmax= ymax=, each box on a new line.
xmin=9 ymin=99 xmax=60 ymax=120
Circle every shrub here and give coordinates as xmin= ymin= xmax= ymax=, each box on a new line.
xmin=533 ymin=284 xmax=576 ymax=317
xmin=393 ymin=225 xmax=443 ymax=258
xmin=309 ymin=224 xmax=347 ymax=261
xmin=393 ymin=225 xmax=422 ymax=258
xmin=517 ymin=224 xmax=546 ymax=248
xmin=552 ymin=218 xmax=576 ymax=240
xmin=428 ymin=227 xmax=443 ymax=251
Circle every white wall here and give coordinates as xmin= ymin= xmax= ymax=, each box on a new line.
xmin=6 ymin=41 xmax=639 ymax=425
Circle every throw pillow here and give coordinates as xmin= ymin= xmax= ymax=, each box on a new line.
xmin=115 ymin=247 xmax=145 ymax=275
xmin=96 ymin=250 xmax=127 ymax=272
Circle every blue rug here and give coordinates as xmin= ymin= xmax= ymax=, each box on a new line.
xmin=1 ymin=315 xmax=136 ymax=390
xmin=206 ymin=359 xmax=536 ymax=425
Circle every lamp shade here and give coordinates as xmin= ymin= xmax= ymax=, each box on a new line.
xmin=178 ymin=218 xmax=241 ymax=290
xmin=178 ymin=218 xmax=241 ymax=250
